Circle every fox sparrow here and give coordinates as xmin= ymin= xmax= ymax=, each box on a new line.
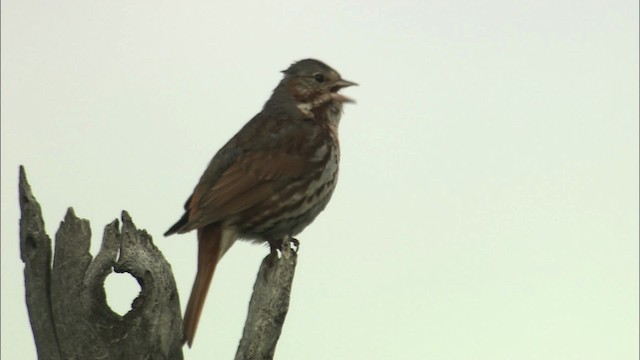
xmin=165 ymin=59 xmax=356 ymax=347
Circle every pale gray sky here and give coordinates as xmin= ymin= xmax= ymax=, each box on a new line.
xmin=2 ymin=1 xmax=638 ymax=359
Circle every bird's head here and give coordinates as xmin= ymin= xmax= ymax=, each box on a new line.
xmin=275 ymin=59 xmax=357 ymax=117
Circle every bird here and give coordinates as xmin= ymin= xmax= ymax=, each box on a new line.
xmin=164 ymin=59 xmax=356 ymax=347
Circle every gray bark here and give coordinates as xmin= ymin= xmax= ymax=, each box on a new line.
xmin=235 ymin=238 xmax=298 ymax=360
xmin=19 ymin=166 xmax=298 ymax=360
xmin=19 ymin=166 xmax=184 ymax=360
xmin=20 ymin=170 xmax=62 ymax=360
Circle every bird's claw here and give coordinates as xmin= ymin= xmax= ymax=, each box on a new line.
xmin=290 ymin=238 xmax=300 ymax=253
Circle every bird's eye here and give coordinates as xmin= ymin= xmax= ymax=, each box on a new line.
xmin=313 ymin=73 xmax=325 ymax=83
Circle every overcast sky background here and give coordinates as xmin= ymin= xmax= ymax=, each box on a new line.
xmin=2 ymin=1 xmax=638 ymax=359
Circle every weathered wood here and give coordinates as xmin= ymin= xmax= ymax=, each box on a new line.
xmin=20 ymin=165 xmax=299 ymax=360
xmin=235 ymin=238 xmax=298 ymax=360
xmin=19 ymin=166 xmax=184 ymax=360
xmin=19 ymin=166 xmax=62 ymax=360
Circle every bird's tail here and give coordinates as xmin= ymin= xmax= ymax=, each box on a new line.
xmin=183 ymin=224 xmax=225 ymax=347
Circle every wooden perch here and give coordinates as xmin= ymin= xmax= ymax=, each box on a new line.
xmin=235 ymin=238 xmax=298 ymax=360
xmin=19 ymin=165 xmax=299 ymax=360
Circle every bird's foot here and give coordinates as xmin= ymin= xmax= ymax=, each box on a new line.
xmin=290 ymin=237 xmax=300 ymax=253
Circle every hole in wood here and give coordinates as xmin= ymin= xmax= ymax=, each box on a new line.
xmin=104 ymin=272 xmax=141 ymax=315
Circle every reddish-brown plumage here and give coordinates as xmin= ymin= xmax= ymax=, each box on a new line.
xmin=182 ymin=224 xmax=221 ymax=348
xmin=165 ymin=59 xmax=356 ymax=347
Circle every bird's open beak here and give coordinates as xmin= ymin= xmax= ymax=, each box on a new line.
xmin=331 ymin=79 xmax=358 ymax=104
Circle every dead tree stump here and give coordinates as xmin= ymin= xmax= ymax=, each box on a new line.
xmin=18 ymin=166 xmax=298 ymax=360
xmin=19 ymin=166 xmax=184 ymax=359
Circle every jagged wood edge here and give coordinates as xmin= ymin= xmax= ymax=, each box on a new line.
xmin=19 ymin=166 xmax=63 ymax=360
xmin=18 ymin=166 xmax=184 ymax=360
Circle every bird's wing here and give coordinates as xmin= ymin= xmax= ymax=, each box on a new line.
xmin=184 ymin=151 xmax=311 ymax=230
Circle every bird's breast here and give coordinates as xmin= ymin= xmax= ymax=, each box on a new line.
xmin=237 ymin=140 xmax=339 ymax=241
